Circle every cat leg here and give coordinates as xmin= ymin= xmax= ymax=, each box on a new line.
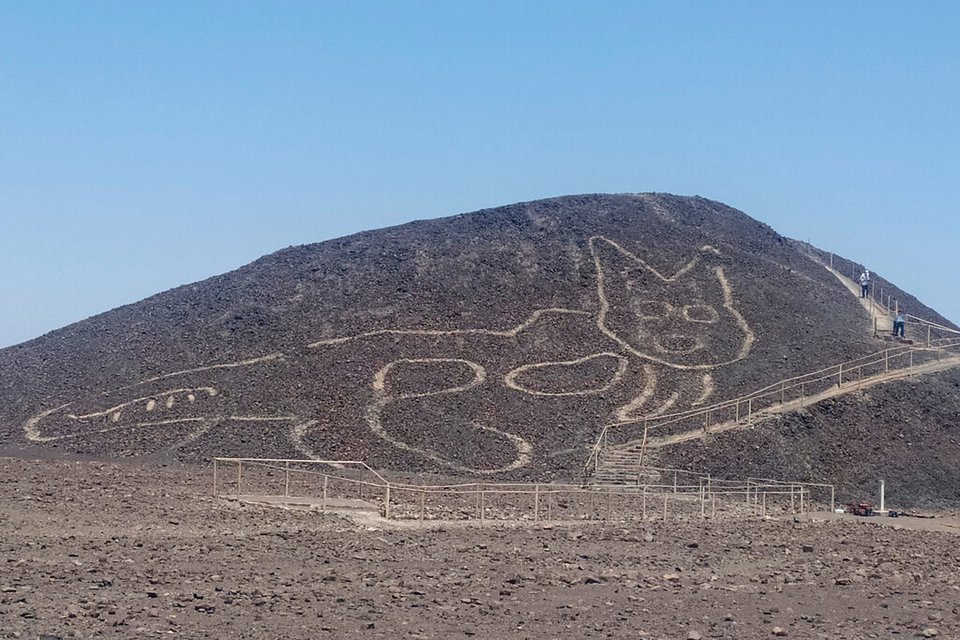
xmin=365 ymin=357 xmax=533 ymax=474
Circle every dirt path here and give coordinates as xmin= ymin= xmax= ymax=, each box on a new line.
xmin=823 ymin=263 xmax=893 ymax=333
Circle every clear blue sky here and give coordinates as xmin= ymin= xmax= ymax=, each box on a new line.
xmin=2 ymin=1 xmax=958 ymax=348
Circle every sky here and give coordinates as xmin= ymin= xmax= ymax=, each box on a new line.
xmin=1 ymin=1 xmax=958 ymax=348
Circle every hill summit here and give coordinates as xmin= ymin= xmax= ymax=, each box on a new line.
xmin=1 ymin=193 xmax=957 ymax=499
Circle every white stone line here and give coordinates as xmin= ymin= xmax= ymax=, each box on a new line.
xmin=26 ymin=417 xmax=207 ymax=443
xmin=373 ymin=358 xmax=487 ymax=399
xmin=713 ymin=266 xmax=756 ymax=361
xmin=24 ymin=233 xmax=755 ymax=471
xmin=364 ymin=397 xmax=532 ymax=475
xmin=289 ymin=420 xmax=320 ymax=459
xmin=591 ymin=234 xmax=755 ymax=369
xmin=68 ymin=388 xmax=218 ymax=421
xmin=691 ymin=373 xmax=715 ymax=406
xmin=503 ymin=352 xmax=628 ymax=397
xmin=307 ymin=308 xmax=592 ymax=348
xmin=647 ymin=392 xmax=680 ymax=417
xmin=114 ymin=354 xmax=285 ymax=392
xmin=613 ymin=365 xmax=658 ymax=421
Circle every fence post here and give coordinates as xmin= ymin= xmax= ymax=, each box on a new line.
xmin=284 ymin=461 xmax=290 ymax=498
xmin=419 ymin=490 xmax=426 ymax=524
xmin=673 ymin=471 xmax=678 ymax=494
xmin=212 ymin=458 xmax=218 ymax=497
xmin=735 ymin=399 xmax=740 ymax=422
xmin=838 ymin=364 xmax=843 ymax=387
xmin=534 ymin=484 xmax=540 ymax=521
xmin=480 ymin=491 xmax=486 ymax=523
xmin=236 ymin=461 xmax=243 ymax=497
xmin=322 ymin=475 xmax=328 ymax=512
xmin=927 ymin=325 xmax=931 ymax=347
xmin=747 ymin=399 xmax=752 ymax=423
xmin=384 ymin=485 xmax=391 ymax=519
xmin=698 ymin=479 xmax=703 ymax=518
xmin=638 ymin=419 xmax=649 ymax=467
xmin=663 ymin=494 xmax=668 ymax=520
xmin=781 ymin=381 xmax=785 ymax=403
xmin=641 ymin=486 xmax=647 ymax=519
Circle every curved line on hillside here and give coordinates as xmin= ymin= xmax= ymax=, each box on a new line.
xmin=503 ymin=352 xmax=628 ymax=397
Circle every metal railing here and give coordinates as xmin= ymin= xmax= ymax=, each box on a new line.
xmin=584 ymin=338 xmax=960 ymax=480
xmin=212 ymin=457 xmax=832 ymax=523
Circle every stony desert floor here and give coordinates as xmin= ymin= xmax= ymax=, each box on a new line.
xmin=1 ymin=456 xmax=958 ymax=640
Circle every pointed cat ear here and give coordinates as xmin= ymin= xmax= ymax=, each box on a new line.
xmin=590 ymin=236 xmax=708 ymax=283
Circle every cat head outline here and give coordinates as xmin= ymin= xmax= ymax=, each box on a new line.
xmin=589 ymin=236 xmax=755 ymax=369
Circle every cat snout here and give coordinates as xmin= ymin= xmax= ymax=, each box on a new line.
xmin=654 ymin=334 xmax=705 ymax=355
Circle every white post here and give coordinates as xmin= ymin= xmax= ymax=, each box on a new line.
xmin=879 ymin=479 xmax=885 ymax=513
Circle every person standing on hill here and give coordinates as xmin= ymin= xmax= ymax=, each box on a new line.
xmin=893 ymin=311 xmax=906 ymax=338
xmin=859 ymin=270 xmax=871 ymax=298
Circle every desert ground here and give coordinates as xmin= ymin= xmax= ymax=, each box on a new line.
xmin=1 ymin=455 xmax=958 ymax=640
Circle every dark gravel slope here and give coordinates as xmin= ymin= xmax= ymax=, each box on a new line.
xmin=0 ymin=193 xmax=955 ymax=490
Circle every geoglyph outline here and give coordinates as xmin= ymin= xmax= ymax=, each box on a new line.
xmin=24 ymin=235 xmax=754 ymax=473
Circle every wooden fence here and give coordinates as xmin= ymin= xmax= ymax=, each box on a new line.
xmin=212 ymin=458 xmax=833 ymax=524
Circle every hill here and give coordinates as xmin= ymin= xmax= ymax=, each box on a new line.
xmin=0 ymin=193 xmax=956 ymax=500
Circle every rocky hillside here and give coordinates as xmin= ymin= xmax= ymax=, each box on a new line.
xmin=0 ymin=193 xmax=956 ymax=496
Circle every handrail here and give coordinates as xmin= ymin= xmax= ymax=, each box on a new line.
xmin=607 ymin=338 xmax=960 ymax=432
xmin=213 ymin=456 xmax=834 ymax=521
xmin=214 ymin=457 xmax=390 ymax=485
xmin=585 ymin=338 xmax=960 ymax=478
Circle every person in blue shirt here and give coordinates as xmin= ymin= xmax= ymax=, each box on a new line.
xmin=893 ymin=311 xmax=905 ymax=338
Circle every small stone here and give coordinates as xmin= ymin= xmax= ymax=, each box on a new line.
xmin=922 ymin=629 xmax=938 ymax=638
xmin=772 ymin=627 xmax=787 ymax=636
xmin=663 ymin=574 xmax=681 ymax=582
xmin=802 ymin=545 xmax=814 ymax=553
xmin=687 ymin=631 xmax=703 ymax=640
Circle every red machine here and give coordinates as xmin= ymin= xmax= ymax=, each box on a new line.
xmin=846 ymin=502 xmax=874 ymax=517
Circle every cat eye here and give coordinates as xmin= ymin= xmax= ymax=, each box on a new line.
xmin=682 ymin=304 xmax=720 ymax=324
xmin=630 ymin=300 xmax=673 ymax=319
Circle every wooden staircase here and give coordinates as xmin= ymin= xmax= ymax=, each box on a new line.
xmin=592 ymin=445 xmax=660 ymax=486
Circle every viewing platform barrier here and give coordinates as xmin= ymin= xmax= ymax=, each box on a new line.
xmin=212 ymin=457 xmax=832 ymax=524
